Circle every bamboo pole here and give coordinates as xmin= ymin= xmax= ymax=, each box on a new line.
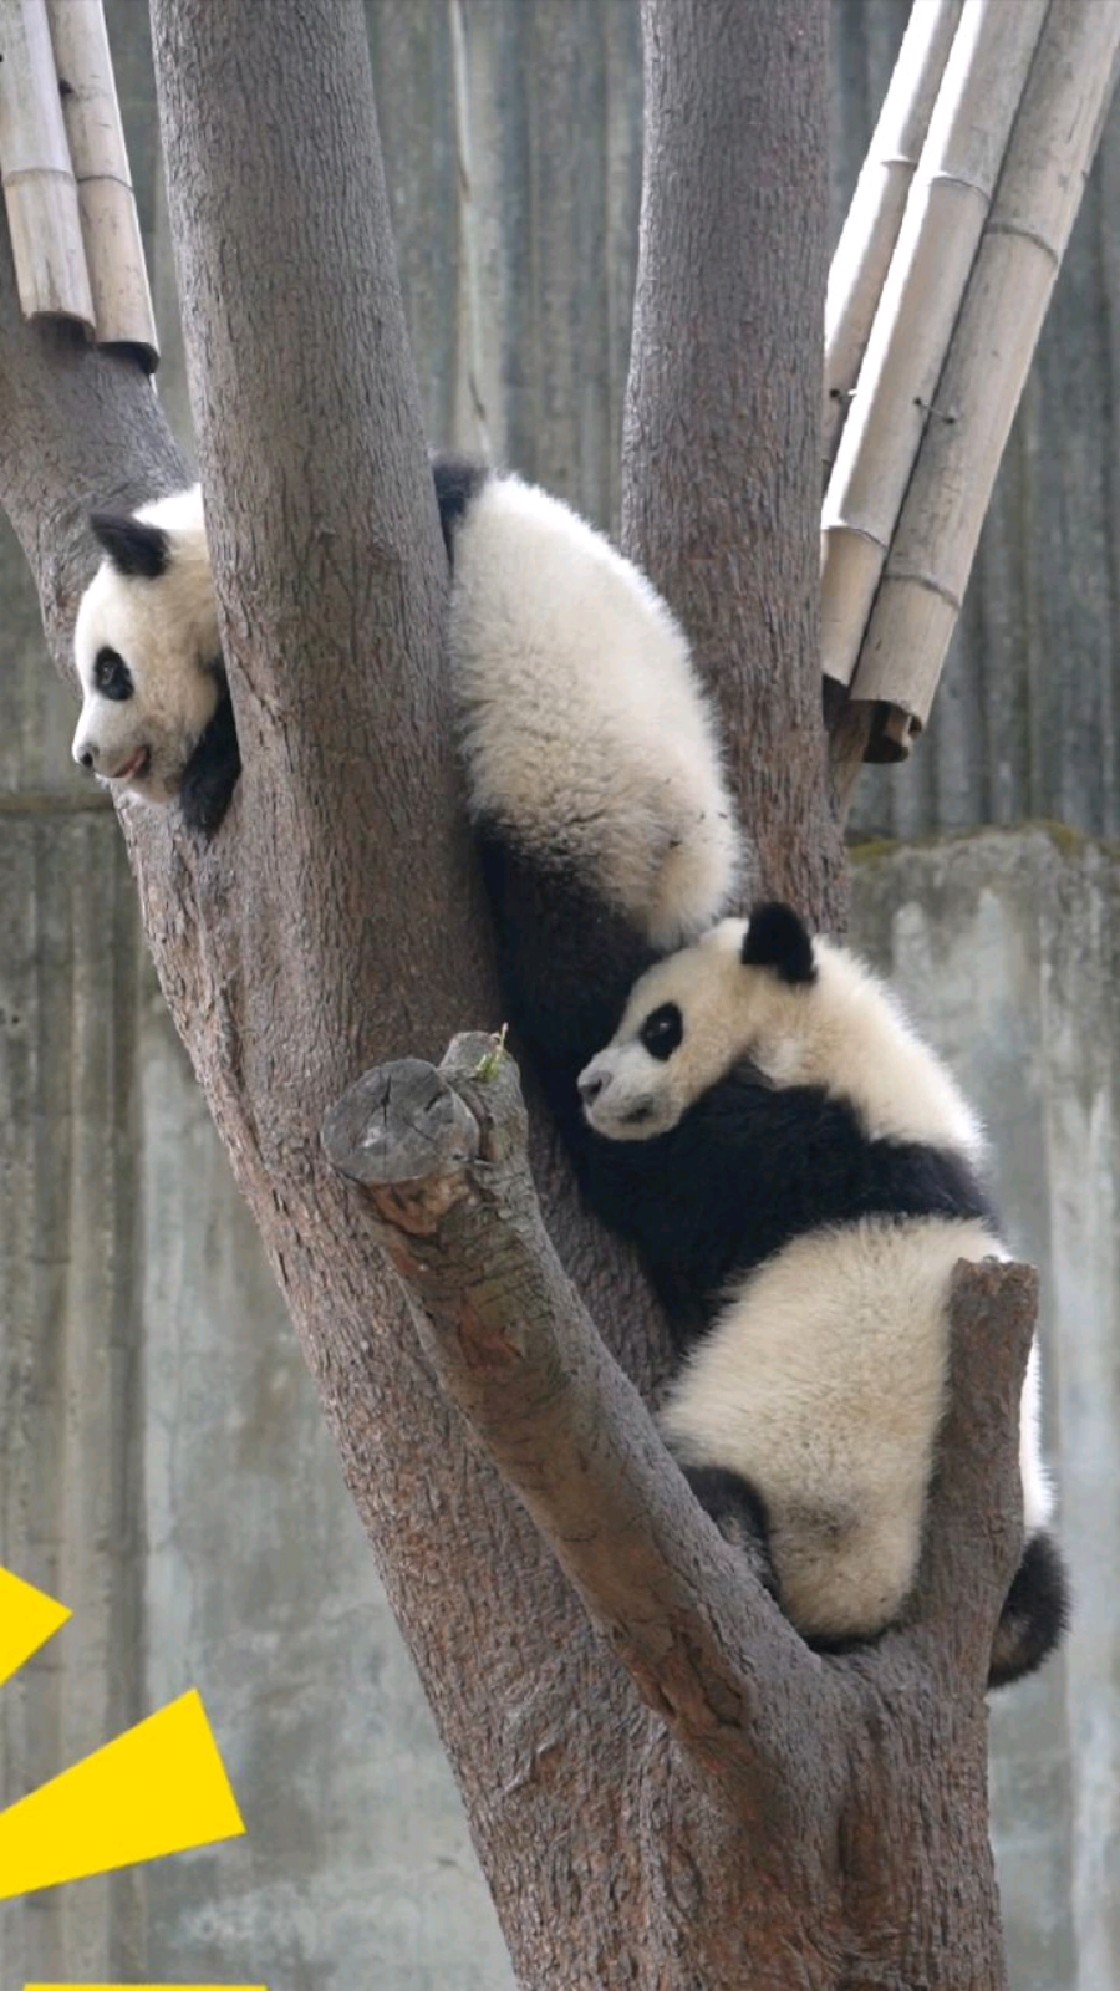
xmin=820 ymin=0 xmax=1049 ymax=693
xmin=824 ymin=0 xmax=963 ymax=472
xmin=45 ymin=0 xmax=159 ymax=366
xmin=851 ymin=0 xmax=1120 ymax=742
xmin=0 ymin=0 xmax=94 ymax=326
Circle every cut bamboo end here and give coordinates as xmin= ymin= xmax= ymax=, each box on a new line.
xmin=821 ymin=0 xmax=1050 ymax=689
xmin=851 ymin=0 xmax=1120 ymax=730
xmin=824 ymin=0 xmax=963 ymax=468
xmin=821 ymin=525 xmax=888 ymax=688
xmin=0 ymin=0 xmax=94 ymax=326
xmin=46 ymin=0 xmax=159 ymax=365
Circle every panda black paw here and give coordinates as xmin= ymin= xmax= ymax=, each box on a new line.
xmin=179 ymin=694 xmax=241 ymax=834
xmin=681 ymin=1464 xmax=780 ymax=1600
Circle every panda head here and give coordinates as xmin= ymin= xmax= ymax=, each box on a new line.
xmin=71 ymin=487 xmax=222 ymax=804
xmin=577 ymin=904 xmax=817 ymax=1140
xmin=578 ymin=900 xmax=986 ymax=1160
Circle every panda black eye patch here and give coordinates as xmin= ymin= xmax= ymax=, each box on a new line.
xmin=93 ymin=646 xmax=133 ymax=701
xmin=640 ymin=1002 xmax=683 ymax=1060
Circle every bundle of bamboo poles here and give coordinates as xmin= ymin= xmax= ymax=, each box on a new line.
xmin=824 ymin=0 xmax=1120 ymax=764
xmin=0 ymin=0 xmax=157 ymax=365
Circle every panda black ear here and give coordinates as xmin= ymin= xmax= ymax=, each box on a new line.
xmin=90 ymin=510 xmax=170 ymax=580
xmin=741 ymin=902 xmax=817 ymax=985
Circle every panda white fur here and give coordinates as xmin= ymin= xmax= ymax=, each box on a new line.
xmin=577 ymin=902 xmax=1068 ymax=1688
xmin=71 ymin=455 xmax=738 ymax=1086
xmin=71 ymin=485 xmax=238 ymax=832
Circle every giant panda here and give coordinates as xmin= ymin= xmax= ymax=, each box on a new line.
xmin=71 ymin=484 xmax=239 ymax=833
xmin=576 ymin=901 xmax=1069 ymax=1688
xmin=70 ymin=456 xmax=739 ymax=1098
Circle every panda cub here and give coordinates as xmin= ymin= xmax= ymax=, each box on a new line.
xmin=578 ymin=902 xmax=1068 ymax=1688
xmin=71 ymin=457 xmax=738 ymax=1091
xmin=71 ymin=486 xmax=239 ymax=834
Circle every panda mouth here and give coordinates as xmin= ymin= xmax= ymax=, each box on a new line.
xmin=109 ymin=745 xmax=152 ymax=784
xmin=621 ymin=1102 xmax=656 ymax=1126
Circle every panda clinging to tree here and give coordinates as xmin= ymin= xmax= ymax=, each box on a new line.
xmin=69 ymin=457 xmax=1067 ymax=1687
xmin=577 ymin=903 xmax=1069 ymax=1687
xmin=70 ymin=456 xmax=739 ymax=1094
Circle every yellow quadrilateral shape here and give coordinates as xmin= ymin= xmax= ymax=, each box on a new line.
xmin=0 ymin=1568 xmax=71 ymax=1688
xmin=0 ymin=1689 xmax=245 ymax=1900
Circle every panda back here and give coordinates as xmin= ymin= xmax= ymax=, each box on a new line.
xmin=439 ymin=466 xmax=738 ymax=953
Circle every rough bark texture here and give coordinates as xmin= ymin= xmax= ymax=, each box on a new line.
xmin=321 ymin=1036 xmax=1029 ymax=1989
xmin=623 ymin=0 xmax=848 ymax=929
xmin=0 ymin=0 xmax=1031 ymax=1980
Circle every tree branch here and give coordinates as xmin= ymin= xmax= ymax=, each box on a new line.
xmin=623 ymin=0 xmax=847 ymax=929
xmin=0 ymin=283 xmax=186 ymax=667
xmin=148 ymin=0 xmax=491 ymax=1066
xmin=908 ymin=1257 xmax=1038 ymax=1684
xmin=322 ymin=1032 xmax=828 ymax=1805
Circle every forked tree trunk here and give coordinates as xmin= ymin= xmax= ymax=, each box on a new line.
xmin=0 ymin=0 xmax=1030 ymax=1981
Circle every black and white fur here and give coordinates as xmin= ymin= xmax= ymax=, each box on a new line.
xmin=71 ymin=487 xmax=239 ymax=833
xmin=577 ymin=902 xmax=1069 ymax=1688
xmin=435 ymin=455 xmax=738 ymax=1118
xmin=71 ymin=457 xmax=739 ymax=1083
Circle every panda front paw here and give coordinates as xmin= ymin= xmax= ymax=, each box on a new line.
xmin=179 ymin=694 xmax=241 ymax=834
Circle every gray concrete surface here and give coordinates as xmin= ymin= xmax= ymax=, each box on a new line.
xmin=854 ymin=829 xmax=1120 ymax=1991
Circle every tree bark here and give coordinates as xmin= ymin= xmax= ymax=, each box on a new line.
xmin=623 ymin=0 xmax=848 ymax=929
xmin=320 ymin=1034 xmax=1029 ymax=1990
xmin=0 ymin=0 xmax=1029 ymax=1980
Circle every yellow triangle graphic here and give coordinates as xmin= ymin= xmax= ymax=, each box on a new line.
xmin=0 ymin=1569 xmax=72 ymax=1689
xmin=0 ymin=1689 xmax=246 ymax=1899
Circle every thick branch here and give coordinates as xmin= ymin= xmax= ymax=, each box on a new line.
xmin=0 ymin=285 xmax=185 ymax=665
xmin=623 ymin=0 xmax=847 ymax=928
xmin=909 ymin=1257 xmax=1037 ymax=1680
xmin=148 ymin=0 xmax=488 ymax=1062
xmin=322 ymin=1032 xmax=828 ymax=1807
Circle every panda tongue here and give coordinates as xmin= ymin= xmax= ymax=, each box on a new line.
xmin=115 ymin=746 xmax=149 ymax=782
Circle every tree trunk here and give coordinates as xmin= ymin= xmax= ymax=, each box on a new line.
xmin=624 ymin=0 xmax=848 ymax=928
xmin=0 ymin=0 xmax=1026 ymax=1981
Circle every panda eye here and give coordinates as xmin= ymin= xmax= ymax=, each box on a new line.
xmin=93 ymin=646 xmax=133 ymax=702
xmin=639 ymin=1002 xmax=683 ymax=1061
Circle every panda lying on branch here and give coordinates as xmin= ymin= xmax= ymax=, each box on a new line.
xmin=70 ymin=457 xmax=1067 ymax=1686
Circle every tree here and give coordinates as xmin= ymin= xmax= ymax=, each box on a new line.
xmin=0 ymin=0 xmax=1035 ymax=1980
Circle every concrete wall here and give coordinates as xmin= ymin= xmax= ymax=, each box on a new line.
xmin=854 ymin=829 xmax=1120 ymax=1991
xmin=1 ymin=6 xmax=1118 ymax=1988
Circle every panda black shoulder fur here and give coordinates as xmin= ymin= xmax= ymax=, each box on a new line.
xmin=578 ymin=902 xmax=1069 ymax=1688
xmin=71 ymin=455 xmax=738 ymax=1097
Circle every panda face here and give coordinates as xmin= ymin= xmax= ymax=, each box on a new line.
xmin=71 ymin=487 xmax=223 ymax=804
xmin=579 ymin=900 xmax=988 ymax=1163
xmin=578 ymin=914 xmax=809 ymax=1139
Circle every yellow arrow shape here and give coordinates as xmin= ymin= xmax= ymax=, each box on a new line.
xmin=0 ymin=1689 xmax=245 ymax=1899
xmin=0 ymin=1569 xmax=71 ymax=1688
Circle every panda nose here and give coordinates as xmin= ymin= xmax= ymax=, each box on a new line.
xmin=578 ymin=1064 xmax=611 ymax=1107
xmin=79 ymin=748 xmax=95 ymax=771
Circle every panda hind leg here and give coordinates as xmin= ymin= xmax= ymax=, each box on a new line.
xmin=681 ymin=1464 xmax=780 ymax=1602
xmin=987 ymin=1529 xmax=1070 ymax=1690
